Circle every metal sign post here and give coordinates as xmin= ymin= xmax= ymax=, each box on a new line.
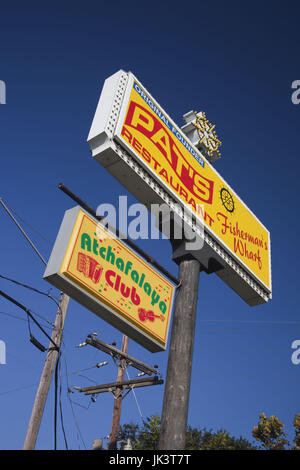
xmin=158 ymin=255 xmax=201 ymax=449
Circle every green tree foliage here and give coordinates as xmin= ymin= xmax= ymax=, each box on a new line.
xmin=185 ymin=425 xmax=257 ymax=450
xmin=293 ymin=413 xmax=300 ymax=450
xmin=133 ymin=414 xmax=161 ymax=450
xmin=118 ymin=422 xmax=140 ymax=446
xmin=252 ymin=413 xmax=289 ymax=450
xmin=119 ymin=415 xmax=257 ymax=450
xmin=119 ymin=412 xmax=300 ymax=450
xmin=194 ymin=429 xmax=257 ymax=450
xmin=252 ymin=412 xmax=300 ymax=450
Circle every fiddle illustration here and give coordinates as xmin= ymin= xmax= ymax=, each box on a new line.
xmin=138 ymin=308 xmax=165 ymax=323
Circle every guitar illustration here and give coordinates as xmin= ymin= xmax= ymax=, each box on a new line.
xmin=138 ymin=308 xmax=165 ymax=323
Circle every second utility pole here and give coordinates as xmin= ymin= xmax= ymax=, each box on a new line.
xmin=108 ymin=334 xmax=129 ymax=450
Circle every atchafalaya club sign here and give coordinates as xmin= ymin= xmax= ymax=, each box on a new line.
xmin=44 ymin=206 xmax=176 ymax=352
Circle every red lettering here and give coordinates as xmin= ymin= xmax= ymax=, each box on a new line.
xmin=121 ymin=126 xmax=132 ymax=143
xmin=105 ymin=269 xmax=141 ymax=305
xmin=159 ymin=167 xmax=169 ymax=182
xmin=132 ymin=137 xmax=142 ymax=153
xmin=131 ymin=287 xmax=140 ymax=306
xmin=233 ymin=239 xmax=262 ymax=270
xmin=179 ymin=186 xmax=188 ymax=202
xmin=105 ymin=269 xmax=116 ymax=287
xmin=142 ymin=147 xmax=151 ymax=163
xmin=124 ymin=102 xmax=214 ymax=204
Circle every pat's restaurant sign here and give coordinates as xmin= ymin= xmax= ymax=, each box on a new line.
xmin=44 ymin=206 xmax=176 ymax=352
xmin=87 ymin=70 xmax=272 ymax=306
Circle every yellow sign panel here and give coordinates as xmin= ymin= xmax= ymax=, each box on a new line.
xmin=116 ymin=80 xmax=271 ymax=291
xmin=57 ymin=209 xmax=175 ymax=350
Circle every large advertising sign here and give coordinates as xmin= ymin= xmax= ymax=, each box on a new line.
xmin=44 ymin=206 xmax=176 ymax=352
xmin=87 ymin=70 xmax=272 ymax=306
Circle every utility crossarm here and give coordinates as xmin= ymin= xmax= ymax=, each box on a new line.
xmin=76 ymin=376 xmax=163 ymax=396
xmin=85 ymin=335 xmax=158 ymax=376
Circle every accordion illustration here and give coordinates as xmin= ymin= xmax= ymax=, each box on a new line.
xmin=77 ymin=252 xmax=103 ymax=284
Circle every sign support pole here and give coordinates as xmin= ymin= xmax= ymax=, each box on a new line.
xmin=23 ymin=292 xmax=69 ymax=450
xmin=158 ymin=253 xmax=201 ymax=450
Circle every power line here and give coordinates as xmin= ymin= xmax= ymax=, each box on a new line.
xmin=61 ymin=340 xmax=87 ymax=449
xmin=58 ymin=354 xmax=68 ymax=450
xmin=0 ymin=383 xmax=40 ymax=396
xmin=4 ymin=206 xmax=53 ymax=246
xmin=125 ymin=368 xmax=144 ymax=423
xmin=0 ymin=290 xmax=59 ymax=351
xmin=198 ymin=329 xmax=300 ymax=334
xmin=0 ymin=198 xmax=47 ymax=266
xmin=199 ymin=319 xmax=300 ymax=324
xmin=54 ymin=353 xmax=59 ymax=450
xmin=53 ymin=350 xmax=68 ymax=450
xmin=77 ymin=372 xmax=99 ymax=385
xmin=0 ymin=199 xmax=71 ymax=449
xmin=0 ymin=310 xmax=28 ymax=323
xmin=0 ymin=273 xmax=60 ymax=307
xmin=23 ymin=293 xmax=69 ymax=450
xmin=0 ymin=309 xmax=55 ymax=332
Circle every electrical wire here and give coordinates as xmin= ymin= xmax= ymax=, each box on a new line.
xmin=54 ymin=352 xmax=59 ymax=450
xmin=0 ymin=310 xmax=28 ymax=323
xmin=125 ymin=368 xmax=144 ymax=423
xmin=0 ymin=198 xmax=47 ymax=266
xmin=0 ymin=382 xmax=40 ymax=396
xmin=0 ymin=198 xmax=68 ymax=450
xmin=4 ymin=206 xmax=53 ymax=246
xmin=0 ymin=272 xmax=60 ymax=328
xmin=0 ymin=290 xmax=59 ymax=350
xmin=199 ymin=319 xmax=300 ymax=324
xmin=61 ymin=340 xmax=87 ymax=449
xmin=76 ymin=369 xmax=100 ymax=384
xmin=0 ymin=274 xmax=60 ymax=308
xmin=54 ymin=350 xmax=69 ymax=450
xmin=0 ymin=309 xmax=53 ymax=330
xmin=58 ymin=351 xmax=68 ymax=450
xmin=0 ymin=201 xmax=68 ymax=450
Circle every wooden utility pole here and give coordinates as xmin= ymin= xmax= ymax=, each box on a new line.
xmin=0 ymin=198 xmax=70 ymax=450
xmin=158 ymin=256 xmax=201 ymax=450
xmin=108 ymin=335 xmax=129 ymax=450
xmin=23 ymin=292 xmax=69 ymax=450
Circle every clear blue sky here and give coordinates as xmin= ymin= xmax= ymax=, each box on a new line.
xmin=0 ymin=0 xmax=300 ymax=450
